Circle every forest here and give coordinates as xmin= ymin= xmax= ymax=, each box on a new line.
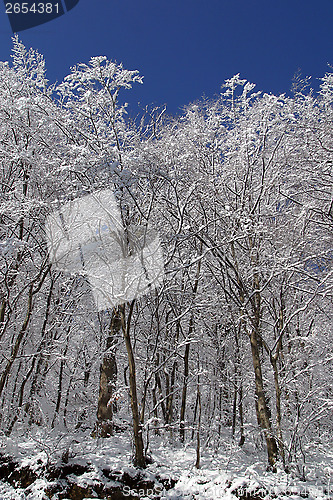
xmin=0 ymin=37 xmax=332 ymax=499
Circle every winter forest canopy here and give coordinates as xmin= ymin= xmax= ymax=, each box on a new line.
xmin=0 ymin=37 xmax=332 ymax=499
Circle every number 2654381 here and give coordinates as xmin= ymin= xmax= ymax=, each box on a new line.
xmin=5 ymin=3 xmax=60 ymax=14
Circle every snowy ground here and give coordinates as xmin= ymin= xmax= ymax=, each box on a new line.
xmin=0 ymin=429 xmax=332 ymax=499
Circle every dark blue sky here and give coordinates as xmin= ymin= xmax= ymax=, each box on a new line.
xmin=0 ymin=0 xmax=333 ymax=115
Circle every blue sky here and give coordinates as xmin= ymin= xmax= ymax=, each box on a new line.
xmin=0 ymin=0 xmax=333 ymax=115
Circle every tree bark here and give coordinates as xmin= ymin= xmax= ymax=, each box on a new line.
xmin=180 ymin=250 xmax=201 ymax=442
xmin=250 ymin=329 xmax=278 ymax=469
xmin=96 ymin=310 xmax=119 ymax=437
xmin=238 ymin=383 xmax=245 ymax=446
xmin=195 ymin=373 xmax=201 ymax=469
xmin=180 ymin=334 xmax=191 ymax=443
xmin=121 ymin=301 xmax=146 ymax=468
xmin=271 ymin=355 xmax=285 ymax=466
xmin=0 ymin=282 xmax=34 ymax=398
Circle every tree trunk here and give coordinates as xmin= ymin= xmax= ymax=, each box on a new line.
xmin=52 ymin=329 xmax=70 ymax=428
xmin=96 ymin=310 xmax=119 ymax=437
xmin=271 ymin=355 xmax=285 ymax=466
xmin=165 ymin=320 xmax=180 ymax=426
xmin=180 ymin=245 xmax=202 ymax=442
xmin=154 ymin=355 xmax=166 ymax=423
xmin=238 ymin=383 xmax=245 ymax=446
xmin=0 ymin=284 xmax=34 ymax=399
xmin=121 ymin=301 xmax=146 ymax=468
xmin=248 ymin=236 xmax=278 ymax=469
xmin=250 ymin=330 xmax=278 ymax=469
xmin=195 ymin=373 xmax=201 ymax=469
xmin=180 ymin=334 xmax=191 ymax=443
